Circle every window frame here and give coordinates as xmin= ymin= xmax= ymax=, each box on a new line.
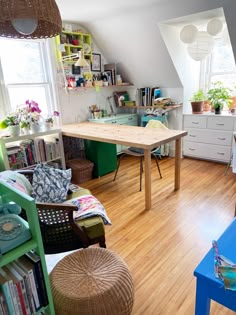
xmin=0 ymin=38 xmax=59 ymax=118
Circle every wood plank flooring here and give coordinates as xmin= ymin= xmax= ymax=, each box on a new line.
xmin=84 ymin=156 xmax=236 ymax=315
xmin=46 ymin=156 xmax=236 ymax=314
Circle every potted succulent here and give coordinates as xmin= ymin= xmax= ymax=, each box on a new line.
xmin=190 ymin=89 xmax=205 ymax=114
xmin=207 ymin=82 xmax=232 ymax=114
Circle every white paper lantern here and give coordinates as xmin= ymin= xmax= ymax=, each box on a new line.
xmin=187 ymin=31 xmax=215 ymax=61
xmin=207 ymin=18 xmax=223 ymax=36
xmin=180 ymin=24 xmax=198 ymax=44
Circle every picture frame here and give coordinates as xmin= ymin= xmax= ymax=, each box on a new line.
xmin=91 ymin=53 xmax=101 ymax=72
xmin=113 ymin=91 xmax=129 ymax=107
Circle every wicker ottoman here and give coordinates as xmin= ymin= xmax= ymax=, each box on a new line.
xmin=50 ymin=248 xmax=134 ymax=315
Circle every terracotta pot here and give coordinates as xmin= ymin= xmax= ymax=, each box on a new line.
xmin=191 ymin=101 xmax=204 ymax=114
xmin=203 ymin=101 xmax=211 ymax=112
xmin=229 ymin=97 xmax=236 ymax=110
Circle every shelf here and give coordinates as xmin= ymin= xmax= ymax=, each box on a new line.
xmin=122 ymin=104 xmax=183 ymax=111
xmin=65 ymin=84 xmax=134 ymax=92
xmin=0 ymin=239 xmax=38 ymax=267
xmin=0 ymin=128 xmax=62 ymax=143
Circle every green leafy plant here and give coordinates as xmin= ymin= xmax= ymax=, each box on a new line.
xmin=207 ymin=82 xmax=232 ymax=109
xmin=0 ymin=112 xmax=20 ymax=129
xmin=190 ymin=89 xmax=206 ymax=102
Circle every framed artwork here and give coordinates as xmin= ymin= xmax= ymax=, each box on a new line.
xmin=113 ymin=91 xmax=129 ymax=107
xmin=91 ymin=53 xmax=101 ymax=72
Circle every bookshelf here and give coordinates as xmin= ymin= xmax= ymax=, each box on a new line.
xmin=0 ymin=180 xmax=55 ymax=314
xmin=0 ymin=128 xmax=66 ymax=172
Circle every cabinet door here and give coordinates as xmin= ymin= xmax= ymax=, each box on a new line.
xmin=85 ymin=140 xmax=117 ymax=177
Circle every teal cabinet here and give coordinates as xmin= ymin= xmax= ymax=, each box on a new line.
xmin=85 ymin=140 xmax=117 ymax=177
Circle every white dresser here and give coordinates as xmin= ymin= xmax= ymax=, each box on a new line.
xmin=183 ymin=114 xmax=236 ymax=163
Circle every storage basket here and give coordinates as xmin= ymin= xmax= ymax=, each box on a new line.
xmin=66 ymin=158 xmax=94 ymax=184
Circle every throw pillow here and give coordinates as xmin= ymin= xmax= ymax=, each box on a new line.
xmin=31 ymin=164 xmax=71 ymax=203
xmin=0 ymin=170 xmax=32 ymax=195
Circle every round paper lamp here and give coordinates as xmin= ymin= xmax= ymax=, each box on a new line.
xmin=180 ymin=24 xmax=198 ymax=44
xmin=187 ymin=31 xmax=215 ymax=61
xmin=207 ymin=18 xmax=223 ymax=36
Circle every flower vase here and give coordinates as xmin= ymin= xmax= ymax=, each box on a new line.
xmin=21 ymin=127 xmax=30 ymax=135
xmin=44 ymin=122 xmax=51 ymax=131
xmin=8 ymin=125 xmax=20 ymax=137
xmin=31 ymin=123 xmax=41 ymax=134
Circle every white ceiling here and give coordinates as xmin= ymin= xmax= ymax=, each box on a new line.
xmin=56 ymin=0 xmax=160 ymax=23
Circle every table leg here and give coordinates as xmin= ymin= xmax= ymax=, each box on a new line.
xmin=195 ymin=278 xmax=211 ymax=315
xmin=144 ymin=149 xmax=151 ymax=210
xmin=175 ymin=138 xmax=181 ymax=190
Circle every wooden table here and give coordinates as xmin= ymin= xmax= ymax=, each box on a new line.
xmin=62 ymin=122 xmax=187 ymax=210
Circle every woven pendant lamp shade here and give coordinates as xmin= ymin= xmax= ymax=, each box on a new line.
xmin=0 ymin=0 xmax=62 ymax=39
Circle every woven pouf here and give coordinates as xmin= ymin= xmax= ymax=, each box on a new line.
xmin=50 ymin=248 xmax=134 ymax=315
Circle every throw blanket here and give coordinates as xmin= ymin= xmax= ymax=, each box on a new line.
xmin=64 ymin=194 xmax=111 ymax=225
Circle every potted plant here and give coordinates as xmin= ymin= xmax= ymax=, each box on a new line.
xmin=190 ymin=89 xmax=205 ymax=114
xmin=0 ymin=112 xmax=20 ymax=137
xmin=207 ymin=82 xmax=232 ymax=114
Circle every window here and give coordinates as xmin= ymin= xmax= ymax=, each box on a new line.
xmin=0 ymin=38 xmax=58 ymax=119
xmin=200 ymin=37 xmax=236 ymax=92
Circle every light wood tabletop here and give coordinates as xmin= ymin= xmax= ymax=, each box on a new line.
xmin=62 ymin=122 xmax=187 ymax=210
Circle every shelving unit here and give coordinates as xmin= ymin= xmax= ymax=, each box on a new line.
xmin=55 ymin=31 xmax=92 ymax=64
xmin=0 ymin=180 xmax=55 ymax=314
xmin=0 ymin=128 xmax=66 ymax=171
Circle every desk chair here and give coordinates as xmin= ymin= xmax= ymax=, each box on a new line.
xmin=113 ymin=119 xmax=168 ymax=191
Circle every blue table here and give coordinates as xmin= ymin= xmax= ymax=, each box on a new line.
xmin=194 ymin=218 xmax=236 ymax=314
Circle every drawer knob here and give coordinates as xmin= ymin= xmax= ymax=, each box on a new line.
xmin=217 ymin=152 xmax=225 ymax=155
xmin=112 ymin=121 xmax=117 ymax=124
xmin=217 ymin=137 xmax=226 ymax=140
xmin=216 ymin=123 xmax=224 ymax=126
xmin=192 ymin=122 xmax=199 ymax=125
xmin=190 ymin=135 xmax=196 ymax=137
xmin=189 ymin=148 xmax=196 ymax=151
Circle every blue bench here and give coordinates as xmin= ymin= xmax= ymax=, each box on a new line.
xmin=194 ymin=218 xmax=236 ymax=314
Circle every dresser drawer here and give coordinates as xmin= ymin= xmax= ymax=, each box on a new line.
xmin=184 ymin=115 xmax=207 ymax=129
xmin=185 ymin=128 xmax=232 ymax=146
xmin=104 ymin=115 xmax=138 ymax=125
xmin=183 ymin=141 xmax=231 ymax=162
xmin=207 ymin=116 xmax=234 ymax=131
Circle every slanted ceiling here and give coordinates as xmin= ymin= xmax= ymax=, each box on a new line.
xmin=57 ymin=0 xmax=236 ymax=89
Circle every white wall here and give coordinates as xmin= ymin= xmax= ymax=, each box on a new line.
xmin=58 ymin=0 xmax=236 ymax=125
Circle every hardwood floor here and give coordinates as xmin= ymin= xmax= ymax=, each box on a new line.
xmin=83 ymin=155 xmax=236 ymax=315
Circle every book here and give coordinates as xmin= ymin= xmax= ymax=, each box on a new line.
xmin=25 ymin=251 xmax=48 ymax=307
xmin=0 ymin=267 xmax=20 ymax=315
xmin=11 ymin=261 xmax=35 ymax=314
xmin=16 ymin=256 xmax=40 ymax=311
xmin=3 ymin=264 xmax=26 ymax=315
xmin=8 ymin=263 xmax=31 ymax=315
xmin=0 ymin=270 xmax=14 ymax=315
xmin=0 ymin=291 xmax=9 ymax=315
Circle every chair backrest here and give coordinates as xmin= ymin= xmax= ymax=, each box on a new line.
xmin=145 ymin=119 xmax=168 ymax=129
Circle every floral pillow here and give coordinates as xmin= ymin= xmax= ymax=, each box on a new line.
xmin=31 ymin=164 xmax=71 ymax=203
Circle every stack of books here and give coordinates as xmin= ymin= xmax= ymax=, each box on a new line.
xmin=136 ymin=87 xmax=161 ymax=106
xmin=0 ymin=251 xmax=48 ymax=314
